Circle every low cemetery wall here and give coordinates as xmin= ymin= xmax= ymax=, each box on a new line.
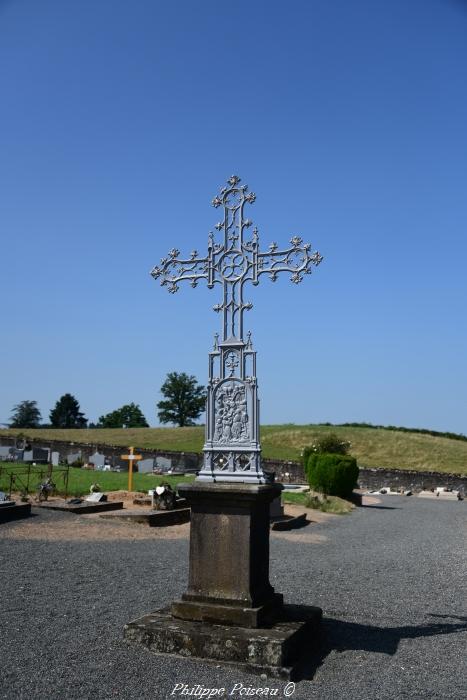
xmin=1 ymin=436 xmax=466 ymax=491
xmin=265 ymin=460 xmax=467 ymax=492
xmin=357 ymin=467 xmax=467 ymax=492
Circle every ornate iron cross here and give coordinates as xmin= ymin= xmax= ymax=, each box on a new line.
xmin=151 ymin=175 xmax=323 ymax=483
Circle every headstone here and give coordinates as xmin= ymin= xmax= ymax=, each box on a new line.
xmin=138 ymin=458 xmax=154 ymax=474
xmin=155 ymin=456 xmax=172 ymax=472
xmin=0 ymin=446 xmax=12 ymax=460
xmin=23 ymin=448 xmax=49 ymax=463
xmin=67 ymin=452 xmax=81 ymax=465
xmin=89 ymin=452 xmax=106 ymax=469
xmin=51 ymin=451 xmax=60 ymax=467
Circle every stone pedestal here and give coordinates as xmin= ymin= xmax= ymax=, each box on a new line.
xmin=124 ymin=481 xmax=322 ymax=677
xmin=171 ymin=482 xmax=283 ymax=627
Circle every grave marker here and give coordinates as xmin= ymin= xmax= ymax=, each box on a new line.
xmin=126 ymin=176 xmax=323 ymax=676
xmin=120 ymin=447 xmax=142 ymax=491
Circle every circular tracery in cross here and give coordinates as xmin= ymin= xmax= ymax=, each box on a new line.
xmin=219 ymin=251 xmax=248 ymax=281
xmin=286 ymin=250 xmax=307 ymax=269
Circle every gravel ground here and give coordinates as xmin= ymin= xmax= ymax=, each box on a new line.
xmin=1 ymin=496 xmax=466 ymax=700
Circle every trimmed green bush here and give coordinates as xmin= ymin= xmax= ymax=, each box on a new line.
xmin=301 ymin=433 xmax=351 ymax=464
xmin=306 ymin=452 xmax=359 ymax=498
xmin=301 ymin=445 xmax=315 ymax=467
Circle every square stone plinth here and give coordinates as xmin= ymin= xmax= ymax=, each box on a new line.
xmin=175 ymin=482 xmax=284 ymax=627
xmin=124 ymin=604 xmax=322 ymax=679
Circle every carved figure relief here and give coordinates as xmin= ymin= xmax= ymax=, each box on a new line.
xmin=213 ymin=382 xmax=250 ymax=443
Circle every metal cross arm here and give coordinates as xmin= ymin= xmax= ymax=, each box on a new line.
xmin=150 ymin=175 xmax=323 ymax=342
xmin=255 ymin=237 xmax=323 ymax=284
xmin=150 ymin=249 xmax=211 ymax=294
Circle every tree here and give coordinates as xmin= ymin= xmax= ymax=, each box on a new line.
xmin=157 ymin=372 xmax=206 ymax=427
xmin=97 ymin=403 xmax=149 ymax=428
xmin=157 ymin=372 xmax=206 ymax=428
xmin=49 ymin=393 xmax=87 ymax=428
xmin=9 ymin=400 xmax=42 ymax=428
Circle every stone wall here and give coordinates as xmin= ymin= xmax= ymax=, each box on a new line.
xmin=1 ymin=436 xmax=466 ymax=490
xmin=264 ymin=459 xmax=467 ymax=491
xmin=357 ymin=467 xmax=467 ymax=492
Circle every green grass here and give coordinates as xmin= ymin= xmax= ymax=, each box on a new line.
xmin=282 ymin=489 xmax=354 ymax=514
xmin=2 ymin=423 xmax=467 ymax=474
xmin=0 ymin=462 xmax=195 ymax=498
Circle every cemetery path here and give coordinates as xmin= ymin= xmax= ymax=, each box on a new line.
xmin=0 ymin=497 xmax=466 ymax=699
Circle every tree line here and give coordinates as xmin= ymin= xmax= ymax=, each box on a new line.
xmin=8 ymin=372 xmax=206 ymax=429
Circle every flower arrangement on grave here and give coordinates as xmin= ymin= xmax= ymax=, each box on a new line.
xmin=152 ymin=483 xmax=176 ymax=511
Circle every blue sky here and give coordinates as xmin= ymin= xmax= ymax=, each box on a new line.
xmin=1 ymin=0 xmax=466 ymax=432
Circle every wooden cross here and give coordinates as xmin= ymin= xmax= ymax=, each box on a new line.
xmin=120 ymin=446 xmax=142 ymax=492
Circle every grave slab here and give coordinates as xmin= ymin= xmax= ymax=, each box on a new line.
xmin=124 ymin=604 xmax=322 ymax=680
xmin=99 ymin=507 xmax=190 ymax=526
xmin=418 ymin=490 xmax=460 ymax=501
xmin=34 ymin=500 xmax=124 ymax=514
xmin=0 ymin=502 xmax=32 ymax=523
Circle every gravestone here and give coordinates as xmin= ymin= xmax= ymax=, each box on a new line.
xmin=89 ymin=452 xmax=106 ymax=469
xmin=23 ymin=448 xmax=49 ymax=463
xmin=138 ymin=458 xmax=154 ymax=474
xmin=0 ymin=446 xmax=12 ymax=460
xmin=155 ymin=456 xmax=172 ymax=472
xmin=125 ymin=175 xmax=323 ymax=676
xmin=67 ymin=452 xmax=81 ymax=465
xmin=51 ymin=451 xmax=60 ymax=467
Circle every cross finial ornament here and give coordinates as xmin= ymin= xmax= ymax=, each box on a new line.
xmin=151 ymin=176 xmax=323 ymax=483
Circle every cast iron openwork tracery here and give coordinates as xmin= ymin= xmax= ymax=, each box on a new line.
xmin=151 ymin=175 xmax=322 ymax=482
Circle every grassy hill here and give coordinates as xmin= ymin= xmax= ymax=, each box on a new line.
xmin=1 ymin=424 xmax=467 ymax=475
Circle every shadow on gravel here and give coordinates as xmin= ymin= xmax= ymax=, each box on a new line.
xmin=293 ymin=615 xmax=467 ymax=681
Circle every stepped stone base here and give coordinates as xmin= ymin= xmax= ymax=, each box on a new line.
xmin=124 ymin=604 xmax=322 ymax=679
xmin=172 ymin=592 xmax=283 ymax=628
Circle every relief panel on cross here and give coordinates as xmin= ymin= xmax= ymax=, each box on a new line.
xmin=211 ymin=379 xmax=252 ymax=446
